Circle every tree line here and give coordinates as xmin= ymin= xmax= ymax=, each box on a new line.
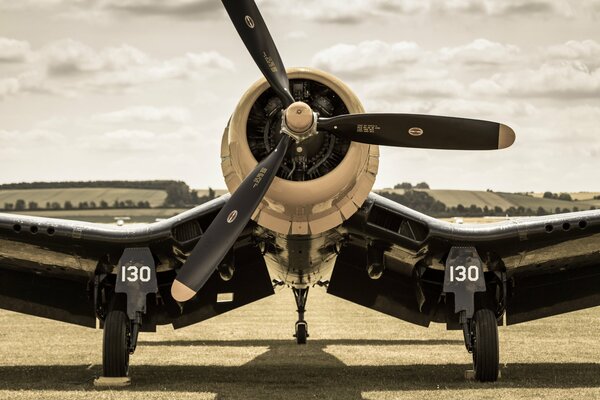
xmin=0 ymin=181 xmax=218 ymax=211
xmin=0 ymin=180 xmax=188 ymax=190
xmin=379 ymin=188 xmax=596 ymax=218
xmin=4 ymin=199 xmax=153 ymax=211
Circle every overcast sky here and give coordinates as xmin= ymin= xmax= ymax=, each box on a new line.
xmin=1 ymin=0 xmax=599 ymax=192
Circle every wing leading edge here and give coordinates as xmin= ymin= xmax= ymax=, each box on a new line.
xmin=0 ymin=194 xmax=274 ymax=329
xmin=330 ymin=192 xmax=600 ymax=327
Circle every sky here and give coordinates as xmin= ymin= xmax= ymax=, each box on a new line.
xmin=1 ymin=0 xmax=599 ymax=192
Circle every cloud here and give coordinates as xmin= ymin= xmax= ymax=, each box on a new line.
xmin=527 ymin=105 xmax=600 ymax=142
xmin=0 ymin=0 xmax=595 ymax=23
xmin=422 ymin=99 xmax=536 ymax=119
xmin=78 ymin=51 xmax=234 ymax=92
xmin=98 ymin=0 xmax=221 ymax=18
xmin=312 ymin=40 xmax=424 ymax=76
xmin=43 ymin=39 xmax=149 ymax=75
xmin=0 ymin=70 xmax=48 ymax=99
xmin=363 ymin=78 xmax=465 ymax=99
xmin=433 ymin=0 xmax=568 ymax=16
xmin=285 ymin=31 xmax=308 ymax=40
xmin=542 ymin=40 xmax=600 ymax=68
xmin=439 ymin=39 xmax=522 ymax=65
xmin=0 ymin=0 xmax=223 ymax=20
xmin=93 ymin=106 xmax=192 ymax=123
xmin=0 ymin=38 xmax=234 ymax=99
xmin=0 ymin=37 xmax=31 ymax=62
xmin=0 ymin=128 xmax=67 ymax=153
xmin=259 ymin=0 xmax=427 ymax=24
xmin=313 ymin=39 xmax=522 ymax=78
xmin=86 ymin=125 xmax=202 ymax=152
xmin=313 ymin=38 xmax=600 ymax=101
xmin=0 ymin=78 xmax=19 ymax=98
xmin=471 ymin=61 xmax=600 ymax=98
xmin=258 ymin=0 xmax=587 ymax=24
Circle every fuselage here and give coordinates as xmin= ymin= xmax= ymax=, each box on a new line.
xmin=259 ymin=228 xmax=343 ymax=288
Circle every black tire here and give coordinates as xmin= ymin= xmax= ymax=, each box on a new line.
xmin=102 ymin=309 xmax=130 ymax=377
xmin=295 ymin=322 xmax=308 ymax=345
xmin=472 ymin=308 xmax=499 ymax=382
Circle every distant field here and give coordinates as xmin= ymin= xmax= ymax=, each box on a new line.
xmin=3 ymin=186 xmax=599 ymax=224
xmin=420 ymin=189 xmax=515 ymax=210
xmin=497 ymin=192 xmax=600 ymax=212
xmin=194 ymin=189 xmax=228 ymax=197
xmin=377 ymin=188 xmax=600 ymax=213
xmin=0 ymin=188 xmax=168 ymax=208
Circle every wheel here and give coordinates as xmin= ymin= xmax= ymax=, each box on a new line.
xmin=472 ymin=308 xmax=499 ymax=382
xmin=102 ymin=309 xmax=130 ymax=377
xmin=295 ymin=321 xmax=308 ymax=345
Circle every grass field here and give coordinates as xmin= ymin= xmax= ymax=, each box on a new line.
xmin=377 ymin=188 xmax=600 ymax=213
xmin=497 ymin=192 xmax=600 ymax=212
xmin=420 ymin=189 xmax=515 ymax=210
xmin=1 ymin=289 xmax=599 ymax=399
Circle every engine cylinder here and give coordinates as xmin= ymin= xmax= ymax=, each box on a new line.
xmin=221 ymin=67 xmax=379 ymax=235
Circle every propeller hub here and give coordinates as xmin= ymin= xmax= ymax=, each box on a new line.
xmin=285 ymin=102 xmax=313 ymax=132
xmin=281 ymin=101 xmax=318 ymax=143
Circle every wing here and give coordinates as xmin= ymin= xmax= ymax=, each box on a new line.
xmin=329 ymin=192 xmax=600 ymax=327
xmin=0 ymin=194 xmax=274 ymax=329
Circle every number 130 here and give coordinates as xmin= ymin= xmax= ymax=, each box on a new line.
xmin=121 ymin=265 xmax=151 ymax=282
xmin=449 ymin=265 xmax=479 ymax=282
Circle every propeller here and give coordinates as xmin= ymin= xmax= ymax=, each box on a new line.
xmin=221 ymin=0 xmax=294 ymax=107
xmin=171 ymin=135 xmax=291 ymax=302
xmin=171 ymin=0 xmax=517 ymax=302
xmin=317 ymin=113 xmax=515 ymax=150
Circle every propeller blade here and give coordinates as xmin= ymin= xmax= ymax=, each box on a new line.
xmin=171 ymin=135 xmax=291 ymax=302
xmin=318 ymin=113 xmax=515 ymax=150
xmin=222 ymin=0 xmax=294 ymax=107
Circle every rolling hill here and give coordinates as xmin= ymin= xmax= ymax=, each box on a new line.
xmin=1 ymin=183 xmax=598 ymax=223
xmin=376 ymin=188 xmax=600 ymax=214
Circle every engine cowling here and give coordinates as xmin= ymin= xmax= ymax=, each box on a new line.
xmin=221 ymin=67 xmax=379 ymax=235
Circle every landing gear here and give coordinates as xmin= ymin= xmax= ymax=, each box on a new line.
xmin=102 ymin=308 xmax=130 ymax=377
xmin=293 ymin=287 xmax=309 ymax=344
xmin=472 ymin=309 xmax=499 ymax=381
xmin=443 ymin=246 xmax=500 ymax=382
xmin=462 ymin=309 xmax=499 ymax=382
xmin=101 ymin=297 xmax=142 ymax=378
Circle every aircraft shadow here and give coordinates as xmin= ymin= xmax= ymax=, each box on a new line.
xmin=137 ymin=338 xmax=463 ymax=346
xmin=1 ymin=339 xmax=599 ymax=398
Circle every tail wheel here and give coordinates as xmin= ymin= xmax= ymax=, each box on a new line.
xmin=102 ymin=309 xmax=130 ymax=377
xmin=472 ymin=308 xmax=499 ymax=382
xmin=295 ymin=321 xmax=308 ymax=345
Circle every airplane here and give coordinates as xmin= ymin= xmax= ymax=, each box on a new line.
xmin=1 ymin=0 xmax=599 ymax=384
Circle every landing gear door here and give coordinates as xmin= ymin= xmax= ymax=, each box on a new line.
xmin=116 ymin=247 xmax=158 ymax=319
xmin=443 ymin=246 xmax=486 ymax=318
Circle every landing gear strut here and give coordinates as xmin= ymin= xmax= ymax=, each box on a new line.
xmin=293 ymin=287 xmax=309 ymax=344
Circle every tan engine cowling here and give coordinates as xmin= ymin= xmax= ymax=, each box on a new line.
xmin=220 ymin=67 xmax=379 ymax=236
